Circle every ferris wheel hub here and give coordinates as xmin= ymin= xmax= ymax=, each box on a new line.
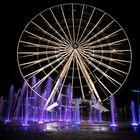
xmin=72 ymin=43 xmax=79 ymax=49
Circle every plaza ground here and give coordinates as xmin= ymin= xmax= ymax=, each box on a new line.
xmin=0 ymin=121 xmax=140 ymax=140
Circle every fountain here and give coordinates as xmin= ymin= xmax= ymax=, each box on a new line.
xmin=1 ymin=76 xmax=136 ymax=130
xmin=5 ymin=79 xmax=106 ymax=127
xmin=0 ymin=77 xmax=81 ymax=125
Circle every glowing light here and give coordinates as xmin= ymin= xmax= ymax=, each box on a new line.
xmin=131 ymin=123 xmax=138 ymax=126
xmin=21 ymin=122 xmax=30 ymax=126
xmin=4 ymin=120 xmax=11 ymax=123
xmin=112 ymin=49 xmax=116 ymax=52
xmin=38 ymin=121 xmax=44 ymax=124
xmin=46 ymin=102 xmax=58 ymax=111
xmin=110 ymin=123 xmax=117 ymax=127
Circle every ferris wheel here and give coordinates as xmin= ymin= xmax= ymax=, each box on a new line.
xmin=17 ymin=3 xmax=132 ymax=109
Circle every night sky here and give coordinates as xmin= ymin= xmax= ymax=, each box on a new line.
xmin=0 ymin=0 xmax=139 ymax=107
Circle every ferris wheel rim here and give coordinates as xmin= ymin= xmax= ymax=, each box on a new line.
xmin=17 ymin=3 xmax=132 ymax=106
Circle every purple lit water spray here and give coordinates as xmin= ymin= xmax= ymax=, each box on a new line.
xmin=131 ymin=101 xmax=138 ymax=126
xmin=5 ymin=84 xmax=14 ymax=123
xmin=0 ymin=96 xmax=4 ymax=120
xmin=23 ymin=83 xmax=29 ymax=126
xmin=110 ymin=96 xmax=117 ymax=126
xmin=65 ymin=84 xmax=72 ymax=121
xmin=138 ymin=105 xmax=140 ymax=124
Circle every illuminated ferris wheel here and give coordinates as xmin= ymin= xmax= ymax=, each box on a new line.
xmin=17 ymin=3 xmax=132 ymax=109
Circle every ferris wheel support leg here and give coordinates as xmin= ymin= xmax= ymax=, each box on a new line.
xmin=75 ymin=49 xmax=101 ymax=103
xmin=44 ymin=51 xmax=75 ymax=109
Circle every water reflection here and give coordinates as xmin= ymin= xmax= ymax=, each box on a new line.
xmin=131 ymin=125 xmax=139 ymax=132
xmin=0 ymin=121 xmax=140 ymax=133
xmin=44 ymin=122 xmax=58 ymax=131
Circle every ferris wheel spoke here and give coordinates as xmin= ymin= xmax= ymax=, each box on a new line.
xmin=19 ymin=51 xmax=68 ymax=69
xmin=31 ymin=54 xmax=70 ymax=90
xmin=83 ymin=48 xmax=130 ymax=54
xmin=31 ymin=21 xmax=68 ymax=46
xmin=71 ymin=57 xmax=75 ymax=99
xmin=79 ymin=13 xmax=105 ymax=44
xmin=76 ymin=59 xmax=85 ymax=101
xmin=24 ymin=55 xmax=67 ymax=80
xmin=44 ymin=50 xmax=75 ymax=108
xmin=76 ymin=5 xmax=84 ymax=43
xmin=24 ymin=30 xmax=65 ymax=47
xmin=57 ymin=63 xmax=70 ymax=101
xmin=19 ymin=40 xmax=66 ymax=50
xmin=18 ymin=51 xmax=49 ymax=55
xmin=81 ymin=28 xmax=122 ymax=46
xmin=24 ymin=52 xmax=69 ymax=80
xmin=72 ymin=4 xmax=75 ymax=42
xmin=60 ymin=6 xmax=73 ymax=43
xmin=94 ymin=75 xmax=112 ymax=95
xmin=82 ymin=52 xmax=127 ymax=76
xmin=82 ymin=38 xmax=128 ymax=49
xmin=19 ymin=48 xmax=67 ymax=56
xmin=19 ymin=41 xmax=47 ymax=49
xmin=50 ymin=8 xmax=72 ymax=43
xmin=85 ymin=64 xmax=110 ymax=98
xmin=81 ymin=53 xmax=122 ymax=86
xmin=75 ymin=49 xmax=101 ymax=102
xmin=18 ymin=52 xmax=38 ymax=58
xmin=44 ymin=49 xmax=67 ymax=55
xmin=81 ymin=20 xmax=115 ymax=45
xmin=19 ymin=54 xmax=35 ymax=58
xmin=85 ymin=51 xmax=130 ymax=65
xmin=18 ymin=48 xmax=67 ymax=58
xmin=39 ymin=14 xmax=69 ymax=44
xmin=78 ymin=8 xmax=95 ymax=43
xmin=18 ymin=51 xmax=48 ymax=59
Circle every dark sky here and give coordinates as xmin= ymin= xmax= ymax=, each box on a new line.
xmin=0 ymin=0 xmax=139 ymax=106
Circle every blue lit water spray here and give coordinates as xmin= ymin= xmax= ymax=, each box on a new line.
xmin=132 ymin=89 xmax=140 ymax=125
